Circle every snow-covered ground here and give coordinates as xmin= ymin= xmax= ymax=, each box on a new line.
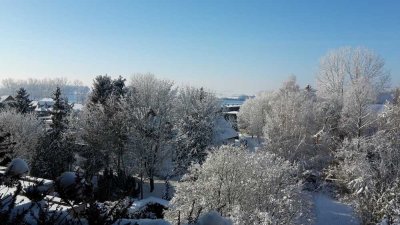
xmin=140 ymin=177 xmax=178 ymax=200
xmin=313 ymin=192 xmax=359 ymax=225
xmin=238 ymin=133 xmax=264 ymax=152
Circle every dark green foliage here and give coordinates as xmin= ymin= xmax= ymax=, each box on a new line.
xmin=90 ymin=75 xmax=114 ymax=105
xmin=130 ymin=202 xmax=168 ymax=219
xmin=31 ymin=132 xmax=75 ymax=179
xmin=31 ymin=87 xmax=74 ymax=179
xmin=112 ymin=76 xmax=127 ymax=99
xmin=84 ymin=75 xmax=128 ymax=173
xmin=51 ymin=87 xmax=72 ymax=134
xmin=80 ymin=199 xmax=132 ymax=225
xmin=54 ymin=172 xmax=93 ymax=204
xmin=95 ymin=169 xmax=139 ymax=202
xmin=90 ymin=75 xmax=126 ymax=106
xmin=14 ymin=88 xmax=34 ymax=114
xmin=0 ymin=132 xmax=14 ymax=166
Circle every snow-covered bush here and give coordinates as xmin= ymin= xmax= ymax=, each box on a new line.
xmin=55 ymin=171 xmax=91 ymax=203
xmin=166 ymin=145 xmax=310 ymax=225
xmin=5 ymin=158 xmax=29 ymax=177
xmin=333 ymin=102 xmax=400 ymax=223
xmin=0 ymin=109 xmax=45 ymax=164
xmin=128 ymin=197 xmax=169 ymax=219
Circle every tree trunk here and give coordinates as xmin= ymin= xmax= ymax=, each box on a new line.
xmin=140 ymin=173 xmax=144 ymax=199
xmin=150 ymin=176 xmax=155 ymax=193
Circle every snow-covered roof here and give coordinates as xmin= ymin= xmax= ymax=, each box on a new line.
xmin=0 ymin=95 xmax=14 ymax=103
xmin=39 ymin=98 xmax=53 ymax=102
xmin=73 ymin=103 xmax=84 ymax=111
xmin=31 ymin=100 xmax=38 ymax=107
xmin=213 ymin=117 xmax=238 ymax=143
xmin=37 ymin=98 xmax=54 ymax=105
xmin=223 ymin=111 xmax=238 ymax=115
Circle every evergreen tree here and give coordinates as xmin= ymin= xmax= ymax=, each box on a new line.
xmin=31 ymin=87 xmax=74 ymax=179
xmin=51 ymin=87 xmax=71 ymax=134
xmin=89 ymin=75 xmax=114 ymax=105
xmin=89 ymin=75 xmax=127 ymax=106
xmin=112 ymin=75 xmax=127 ymax=98
xmin=14 ymin=88 xmax=34 ymax=114
xmin=81 ymin=76 xmax=128 ymax=177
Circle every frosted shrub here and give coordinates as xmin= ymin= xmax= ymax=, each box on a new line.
xmin=166 ymin=145 xmax=310 ymax=225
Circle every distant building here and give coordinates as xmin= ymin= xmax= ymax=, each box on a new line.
xmin=213 ymin=116 xmax=239 ymax=145
xmin=0 ymin=95 xmax=16 ymax=109
xmin=222 ymin=104 xmax=241 ymax=131
xmin=0 ymin=95 xmax=15 ymax=103
xmin=34 ymin=98 xmax=54 ymax=117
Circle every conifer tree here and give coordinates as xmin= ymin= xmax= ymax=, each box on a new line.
xmin=51 ymin=87 xmax=71 ymax=134
xmin=89 ymin=75 xmax=114 ymax=105
xmin=31 ymin=87 xmax=74 ymax=179
xmin=14 ymin=88 xmax=34 ymax=114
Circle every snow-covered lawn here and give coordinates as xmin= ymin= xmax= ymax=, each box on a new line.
xmin=313 ymin=192 xmax=359 ymax=225
xmin=238 ymin=133 xmax=264 ymax=152
xmin=140 ymin=177 xmax=178 ymax=199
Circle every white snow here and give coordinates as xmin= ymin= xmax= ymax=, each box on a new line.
xmin=129 ymin=197 xmax=169 ymax=213
xmin=197 ymin=211 xmax=233 ymax=225
xmin=313 ymin=192 xmax=359 ymax=225
xmin=6 ymin=158 xmax=29 ymax=176
xmin=58 ymin=172 xmax=77 ymax=188
xmin=238 ymin=134 xmax=263 ymax=152
xmin=114 ymin=219 xmax=171 ymax=225
xmin=73 ymin=103 xmax=84 ymax=111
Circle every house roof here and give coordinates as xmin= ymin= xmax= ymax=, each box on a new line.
xmin=213 ymin=116 xmax=238 ymax=143
xmin=0 ymin=95 xmax=14 ymax=103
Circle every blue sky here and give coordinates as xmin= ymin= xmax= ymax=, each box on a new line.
xmin=0 ymin=0 xmax=399 ymax=95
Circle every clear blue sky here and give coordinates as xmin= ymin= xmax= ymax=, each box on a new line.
xmin=0 ymin=0 xmax=399 ymax=95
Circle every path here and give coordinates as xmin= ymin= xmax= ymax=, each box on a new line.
xmin=313 ymin=192 xmax=359 ymax=225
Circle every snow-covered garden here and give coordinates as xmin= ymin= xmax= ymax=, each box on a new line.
xmin=0 ymin=47 xmax=399 ymax=225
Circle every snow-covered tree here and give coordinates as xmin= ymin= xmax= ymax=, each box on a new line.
xmin=173 ymin=86 xmax=220 ymax=173
xmin=166 ymin=145 xmax=310 ymax=225
xmin=80 ymin=76 xmax=128 ymax=175
xmin=340 ymin=77 xmax=378 ymax=142
xmin=317 ymin=47 xmax=390 ymax=139
xmin=80 ymin=98 xmax=128 ymax=176
xmin=333 ymin=101 xmax=400 ymax=224
xmin=123 ymin=74 xmax=176 ymax=193
xmin=0 ymin=109 xmax=44 ymax=164
xmin=14 ymin=88 xmax=34 ymax=114
xmin=0 ymin=78 xmax=89 ymax=102
xmin=237 ymin=92 xmax=271 ymax=139
xmin=263 ymin=76 xmax=328 ymax=169
xmin=317 ymin=47 xmax=389 ymax=100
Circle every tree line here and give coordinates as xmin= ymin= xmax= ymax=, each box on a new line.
xmin=0 ymin=73 xmax=221 ymax=199
xmin=237 ymin=47 xmax=398 ymax=224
